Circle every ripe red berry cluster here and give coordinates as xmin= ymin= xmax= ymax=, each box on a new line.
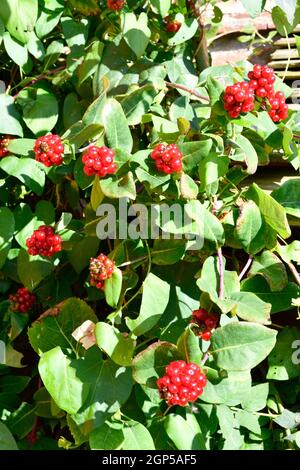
xmin=89 ymin=254 xmax=115 ymax=290
xmin=0 ymin=136 xmax=12 ymax=158
xmin=34 ymin=134 xmax=64 ymax=167
xmin=82 ymin=146 xmax=117 ymax=177
xmin=165 ymin=16 xmax=182 ymax=33
xmin=191 ymin=308 xmax=219 ymax=341
xmin=107 ymin=0 xmax=125 ymax=10
xmin=26 ymin=225 xmax=62 ymax=257
xmin=224 ymin=82 xmax=255 ymax=119
xmin=248 ymin=65 xmax=288 ymax=122
xmin=9 ymin=287 xmax=36 ymax=313
xmin=150 ymin=144 xmax=183 ymax=174
xmin=157 ymin=360 xmax=207 ymax=407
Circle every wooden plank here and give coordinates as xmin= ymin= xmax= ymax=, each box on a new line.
xmin=271 ymin=49 xmax=299 ymax=59
xmin=269 ymin=59 xmax=300 ymax=69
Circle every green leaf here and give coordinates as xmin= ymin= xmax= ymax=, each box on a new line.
xmin=150 ymin=0 xmax=171 ymax=17
xmin=234 ymin=200 xmax=267 ymax=255
xmin=164 ymin=413 xmax=206 ymax=450
xmin=152 ymin=239 xmax=186 ymax=265
xmin=102 ymin=98 xmax=133 ymax=153
xmin=198 ymin=154 xmax=229 ymax=192
xmin=241 ymin=0 xmax=266 ymax=18
xmin=71 ymin=349 xmax=133 ymax=433
xmin=7 ymin=138 xmax=35 ymax=156
xmin=249 ymin=251 xmax=288 ymax=291
xmin=126 ymin=273 xmax=170 ymax=336
xmin=3 ymin=32 xmax=28 ymax=67
xmin=0 ymin=422 xmax=18 ymax=450
xmin=177 ymin=327 xmax=202 ymax=364
xmin=95 ymin=322 xmax=135 ymax=367
xmin=90 ymin=422 xmax=124 ymax=450
xmin=104 ymin=267 xmax=123 ymax=308
xmin=267 ymin=327 xmax=300 ymax=380
xmin=216 ymin=405 xmax=244 ymax=450
xmin=122 ymin=12 xmax=151 ymax=59
xmin=272 ymin=5 xmax=294 ymax=35
xmin=100 ymin=172 xmax=136 ymax=200
xmin=6 ymin=403 xmax=36 ymax=439
xmin=211 ymin=322 xmax=277 ymax=371
xmin=234 ymin=135 xmax=258 ymax=175
xmin=68 ymin=236 xmax=99 ymax=274
xmin=206 ymin=75 xmax=224 ymax=105
xmin=123 ymin=421 xmax=155 ymax=450
xmin=122 ymin=85 xmax=157 ymax=126
xmin=230 ymin=291 xmax=271 ymax=324
xmin=272 ymin=178 xmax=300 ymax=218
xmin=201 ymin=370 xmax=252 ymax=406
xmin=235 ymin=410 xmax=261 ymax=435
xmin=0 ymin=157 xmax=45 ymax=195
xmin=17 ymin=250 xmax=52 ymax=290
xmin=18 ymin=87 xmax=58 ymax=135
xmin=0 ymin=94 xmax=23 ymax=136
xmin=246 ymin=183 xmax=291 ymax=239
xmin=0 ymin=207 xmax=14 ymax=269
xmin=78 ymin=40 xmax=103 ymax=85
xmin=241 ymin=383 xmax=269 ymax=412
xmin=132 ymin=341 xmax=180 ymax=388
xmin=0 ymin=0 xmax=38 ymax=44
xmin=277 ymin=240 xmax=300 ymax=264
xmin=28 ymin=297 xmax=98 ymax=354
xmin=39 ymin=347 xmax=89 ymax=414
xmin=168 ymin=18 xmax=199 ymax=47
xmin=35 ymin=0 xmax=64 ymax=38
xmin=241 ymin=277 xmax=300 ymax=314
xmin=179 ymin=139 xmax=213 ymax=171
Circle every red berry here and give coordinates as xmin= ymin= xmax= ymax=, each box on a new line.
xmin=191 ymin=308 xmax=219 ymax=339
xmin=82 ymin=145 xmax=117 ymax=178
xmin=107 ymin=0 xmax=125 ymax=10
xmin=201 ymin=331 xmax=212 ymax=341
xmin=26 ymin=225 xmax=62 ymax=257
xmin=0 ymin=136 xmax=14 ymax=158
xmin=157 ymin=360 xmax=207 ymax=407
xmin=89 ymin=253 xmax=115 ymax=291
xmin=150 ymin=143 xmax=183 ymax=174
xmin=34 ymin=134 xmax=64 ymax=167
xmin=224 ymin=81 xmax=254 ymax=119
xmin=165 ymin=17 xmax=182 ymax=33
xmin=9 ymin=287 xmax=36 ymax=313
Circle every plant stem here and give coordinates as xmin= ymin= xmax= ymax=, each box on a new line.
xmin=277 ymin=242 xmax=300 ymax=287
xmin=165 ymin=81 xmax=210 ymax=102
xmin=217 ymin=247 xmax=224 ymax=300
xmin=201 ymin=352 xmax=210 ymax=366
xmin=239 ymin=256 xmax=253 ymax=281
xmin=13 ymin=66 xmax=66 ymax=99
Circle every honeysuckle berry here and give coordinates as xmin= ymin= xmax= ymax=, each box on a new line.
xmin=150 ymin=143 xmax=183 ymax=174
xmin=82 ymin=145 xmax=117 ymax=177
xmin=165 ymin=17 xmax=182 ymax=33
xmin=26 ymin=225 xmax=62 ymax=257
xmin=224 ymin=82 xmax=255 ymax=118
xmin=107 ymin=0 xmax=125 ymax=10
xmin=9 ymin=287 xmax=36 ymax=313
xmin=34 ymin=134 xmax=64 ymax=167
xmin=191 ymin=308 xmax=219 ymax=341
xmin=89 ymin=253 xmax=115 ymax=290
xmin=268 ymin=91 xmax=288 ymax=122
xmin=157 ymin=360 xmax=207 ymax=407
xmin=0 ymin=136 xmax=13 ymax=158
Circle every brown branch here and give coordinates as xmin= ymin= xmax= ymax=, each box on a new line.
xmin=13 ymin=66 xmax=66 ymax=99
xmin=165 ymin=81 xmax=210 ymax=102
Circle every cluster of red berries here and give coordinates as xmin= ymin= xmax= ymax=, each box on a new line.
xmin=34 ymin=134 xmax=64 ymax=167
xmin=107 ymin=0 xmax=124 ymax=10
xmin=89 ymin=253 xmax=115 ymax=290
xmin=224 ymin=65 xmax=288 ymax=122
xmin=191 ymin=308 xmax=219 ymax=341
xmin=150 ymin=143 xmax=183 ymax=174
xmin=165 ymin=16 xmax=182 ymax=33
xmin=82 ymin=145 xmax=117 ymax=177
xmin=224 ymin=82 xmax=255 ymax=119
xmin=248 ymin=65 xmax=288 ymax=122
xmin=26 ymin=225 xmax=62 ymax=257
xmin=9 ymin=287 xmax=36 ymax=313
xmin=157 ymin=360 xmax=207 ymax=407
xmin=0 ymin=136 xmax=12 ymax=158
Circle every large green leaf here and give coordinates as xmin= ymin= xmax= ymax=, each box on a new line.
xmin=150 ymin=0 xmax=171 ymax=17
xmin=28 ymin=297 xmax=98 ymax=354
xmin=168 ymin=18 xmax=199 ymax=47
xmin=126 ymin=273 xmax=170 ymax=336
xmin=267 ymin=327 xmax=300 ymax=380
xmin=234 ymin=200 xmax=267 ymax=255
xmin=102 ymin=98 xmax=133 ymax=153
xmin=164 ymin=413 xmax=206 ymax=450
xmin=17 ymin=87 xmax=58 ymax=135
xmin=0 ymin=0 xmax=38 ymax=44
xmin=178 ymin=140 xmax=213 ymax=172
xmin=122 ymin=421 xmax=155 ymax=450
xmin=122 ymin=12 xmax=151 ymax=59
xmin=246 ymin=183 xmax=291 ymax=239
xmin=3 ymin=32 xmax=28 ymax=67
xmin=67 ymin=236 xmax=99 ymax=274
xmin=100 ymin=172 xmax=136 ymax=200
xmin=39 ymin=346 xmax=89 ymax=414
xmin=122 ymin=85 xmax=157 ymax=126
xmin=89 ymin=422 xmax=124 ymax=450
xmin=104 ymin=267 xmax=123 ymax=308
xmin=234 ymin=135 xmax=258 ymax=174
xmin=17 ymin=250 xmax=52 ymax=291
xmin=211 ymin=322 xmax=277 ymax=371
xmin=177 ymin=328 xmax=202 ymax=364
xmin=230 ymin=291 xmax=271 ymax=324
xmin=0 ymin=94 xmax=23 ymax=136
xmin=201 ymin=370 xmax=252 ymax=406
xmin=241 ymin=0 xmax=266 ymax=18
xmin=0 ymin=207 xmax=14 ymax=269
xmin=249 ymin=250 xmax=288 ymax=291
xmin=95 ymin=322 xmax=135 ymax=366
xmin=0 ymin=157 xmax=45 ymax=195
xmin=272 ymin=178 xmax=300 ymax=218
xmin=0 ymin=422 xmax=18 ymax=450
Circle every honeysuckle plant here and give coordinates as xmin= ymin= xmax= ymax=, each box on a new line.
xmin=0 ymin=0 xmax=300 ymax=451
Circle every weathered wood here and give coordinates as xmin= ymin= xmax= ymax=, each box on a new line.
xmin=271 ymin=48 xmax=298 ymax=60
xmin=269 ymin=59 xmax=300 ymax=69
